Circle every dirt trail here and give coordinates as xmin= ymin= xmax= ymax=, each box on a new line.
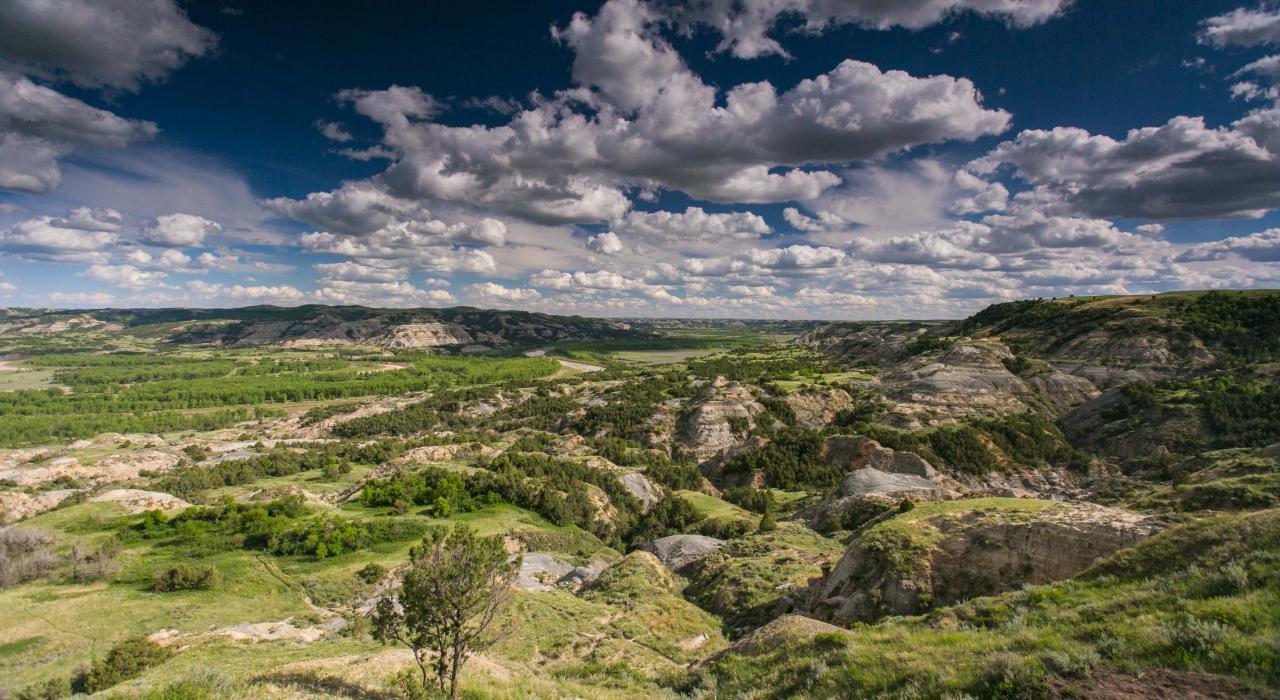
xmin=557 ymin=359 xmax=603 ymax=373
xmin=366 ymin=362 xmax=410 ymax=372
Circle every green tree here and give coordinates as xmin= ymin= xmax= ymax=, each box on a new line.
xmin=370 ymin=525 xmax=519 ymax=699
xmin=758 ymin=499 xmax=778 ymax=533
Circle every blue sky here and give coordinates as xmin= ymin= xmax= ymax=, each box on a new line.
xmin=1 ymin=0 xmax=1279 ymax=318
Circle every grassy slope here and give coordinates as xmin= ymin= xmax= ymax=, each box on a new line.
xmin=0 ymin=498 xmax=619 ymax=693
xmin=683 ymin=523 xmax=843 ymax=633
xmin=693 ymin=509 xmax=1280 ymax=698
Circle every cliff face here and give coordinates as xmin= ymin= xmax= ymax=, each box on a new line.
xmin=803 ymin=438 xmax=964 ymax=531
xmin=154 ymin=308 xmax=636 ymax=349
xmin=0 ymin=313 xmax=123 ymax=335
xmin=371 ymin=322 xmax=476 ymax=348
xmin=796 ymin=322 xmax=933 ymax=366
xmin=798 ymin=294 xmax=1256 ymax=427
xmin=678 ymin=378 xmax=764 ymax=461
xmin=880 ymin=340 xmax=1100 ymax=420
xmin=0 ymin=305 xmax=638 ymax=349
xmin=784 ymin=387 xmax=854 ymax=430
xmin=802 ymin=499 xmax=1161 ymax=626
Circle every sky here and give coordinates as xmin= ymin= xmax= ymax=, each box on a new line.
xmin=2 ymin=1 xmax=1280 ymax=319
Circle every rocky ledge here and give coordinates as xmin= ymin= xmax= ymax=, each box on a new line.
xmin=801 ymin=498 xmax=1162 ymax=626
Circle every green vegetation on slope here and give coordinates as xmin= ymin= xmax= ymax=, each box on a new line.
xmin=0 ymin=352 xmax=558 ymax=448
xmin=690 ymin=508 xmax=1280 ymax=698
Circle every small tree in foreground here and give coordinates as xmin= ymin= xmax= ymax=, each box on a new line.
xmin=370 ymin=525 xmax=519 ymax=699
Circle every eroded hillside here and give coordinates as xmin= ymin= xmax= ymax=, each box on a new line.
xmin=0 ymin=294 xmax=1277 ymax=699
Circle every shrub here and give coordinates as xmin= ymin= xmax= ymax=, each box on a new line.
xmin=627 ymin=495 xmax=702 ymax=547
xmin=0 ymin=528 xmax=59 ymax=589
xmin=357 ymin=562 xmax=388 ymax=584
xmin=1163 ymin=614 xmax=1235 ymax=658
xmin=1001 ymin=355 xmax=1036 ymax=376
xmin=76 ymin=635 xmax=174 ymax=694
xmin=15 ymin=676 xmax=71 ymax=700
xmin=700 ymin=517 xmax=753 ymax=539
xmin=967 ymin=652 xmax=1050 ymax=699
xmin=722 ymin=429 xmax=830 ymax=489
xmin=757 ymin=509 xmax=778 ymax=533
xmin=1037 ymin=649 xmax=1098 ymax=678
xmin=153 ymin=564 xmax=221 ymax=592
xmin=67 ymin=537 xmax=121 ymax=583
xmin=386 ymin=668 xmax=433 ymax=700
xmin=723 ymin=487 xmax=776 ymax=514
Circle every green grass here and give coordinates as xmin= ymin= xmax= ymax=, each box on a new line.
xmin=0 ymin=367 xmax=56 ymax=391
xmin=691 ymin=508 xmax=1280 ymax=698
xmin=90 ymin=552 xmax=722 ymax=699
xmin=771 ymin=370 xmax=874 ymax=394
xmin=613 ymin=348 xmax=721 ymax=364
xmin=0 ymin=349 xmax=560 ymax=448
xmin=0 ymin=551 xmax=313 ymax=689
xmin=684 ymin=523 xmax=844 ymax=633
xmin=578 ymin=553 xmax=728 ymax=664
xmin=865 ymin=497 xmax=1061 ymax=549
xmin=0 ymin=497 xmax=623 ymax=693
xmin=674 ymin=491 xmax=754 ymax=523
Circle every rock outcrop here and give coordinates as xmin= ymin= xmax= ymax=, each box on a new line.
xmin=1030 ymin=316 xmax=1215 ymax=385
xmin=803 ymin=499 xmax=1161 ymax=626
xmin=515 ymin=552 xmax=577 ymax=592
xmin=803 ymin=438 xmax=963 ymax=530
xmin=1058 ymin=386 xmax=1210 ymax=464
xmin=0 ymin=489 xmax=79 ymax=524
xmin=0 ymin=314 xmax=122 ymax=335
xmin=784 ymin=387 xmax=854 ymax=430
xmin=0 ymin=450 xmax=179 ymax=487
xmin=882 ymin=341 xmax=1099 ymax=419
xmin=375 ymin=322 xmax=475 ymax=348
xmin=645 ymin=534 xmax=725 ymax=572
xmin=88 ymin=489 xmax=191 ymax=514
xmin=392 ymin=442 xmax=500 ymax=464
xmin=678 ymin=378 xmax=764 ymax=460
xmin=822 ymin=436 xmax=939 ymax=478
xmin=796 ymin=322 xmax=933 ymax=366
xmin=618 ymin=472 xmax=663 ymax=512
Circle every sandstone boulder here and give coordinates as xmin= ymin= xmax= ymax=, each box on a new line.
xmin=822 ymin=436 xmax=939 ymax=479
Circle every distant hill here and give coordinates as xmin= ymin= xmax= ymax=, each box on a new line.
xmin=804 ymin=290 xmax=1280 ymax=371
xmin=0 ymin=304 xmax=642 ymax=349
